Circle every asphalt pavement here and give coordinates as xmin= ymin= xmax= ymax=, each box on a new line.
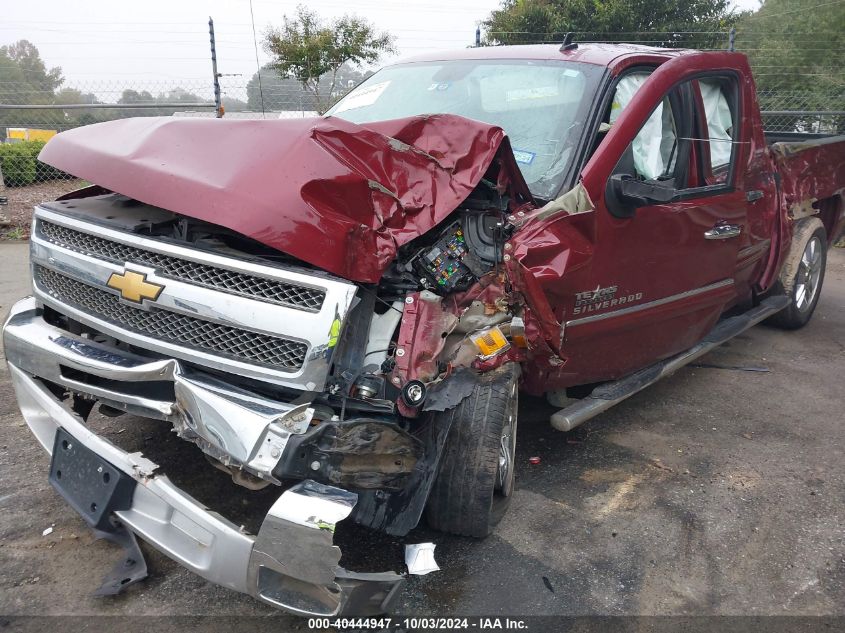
xmin=0 ymin=241 xmax=843 ymax=626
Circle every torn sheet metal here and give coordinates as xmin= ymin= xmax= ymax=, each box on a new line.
xmin=38 ymin=114 xmax=532 ymax=283
xmin=296 ymin=420 xmax=423 ymax=490
xmin=501 ymin=187 xmax=600 ymax=393
xmin=423 ymin=367 xmax=479 ymax=412
xmin=93 ymin=522 xmax=149 ymax=596
xmin=504 ymin=218 xmax=592 ymax=359
xmin=391 ymin=290 xmax=457 ymax=388
xmin=770 ymin=136 xmax=845 ymax=222
xmin=248 ymin=480 xmax=405 ymax=615
xmin=450 ymin=299 xmax=510 ymax=333
xmin=532 ymin=181 xmax=595 ymax=222
xmin=405 ymin=543 xmax=440 ymax=576
xmin=173 ymin=376 xmax=314 ymax=484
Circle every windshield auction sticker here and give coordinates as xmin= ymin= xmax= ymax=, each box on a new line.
xmin=333 ymin=81 xmax=390 ymax=113
xmin=512 ymin=150 xmax=536 ymax=165
xmin=505 ymin=86 xmax=558 ymax=102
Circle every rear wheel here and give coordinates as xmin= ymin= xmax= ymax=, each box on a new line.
xmin=769 ymin=220 xmax=827 ymax=330
xmin=425 ymin=364 xmax=519 ymax=538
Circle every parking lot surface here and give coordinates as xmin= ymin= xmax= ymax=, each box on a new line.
xmin=0 ymin=241 xmax=843 ymax=623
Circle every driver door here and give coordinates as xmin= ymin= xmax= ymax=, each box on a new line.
xmin=562 ymin=63 xmax=748 ymax=382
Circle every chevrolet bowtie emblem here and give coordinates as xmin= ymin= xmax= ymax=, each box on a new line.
xmin=107 ymin=270 xmax=164 ymax=303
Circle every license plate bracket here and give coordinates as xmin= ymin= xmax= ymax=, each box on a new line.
xmin=49 ymin=427 xmax=136 ymax=531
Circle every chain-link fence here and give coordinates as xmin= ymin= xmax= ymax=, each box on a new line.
xmin=0 ymin=77 xmax=323 ymax=235
xmin=756 ymin=91 xmax=845 ymax=136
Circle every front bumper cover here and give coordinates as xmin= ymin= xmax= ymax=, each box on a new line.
xmin=3 ymin=297 xmax=405 ymax=616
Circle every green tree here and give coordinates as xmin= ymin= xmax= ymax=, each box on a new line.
xmin=221 ymin=95 xmax=248 ymax=112
xmin=247 ymin=64 xmax=309 ymax=111
xmin=53 ymin=87 xmax=102 ymax=129
xmin=115 ymin=88 xmax=208 ymax=118
xmin=0 ymin=40 xmax=65 ymax=131
xmin=735 ymin=0 xmax=845 ymax=123
xmin=118 ymin=89 xmax=155 ymax=104
xmin=156 ymin=87 xmax=206 ymax=104
xmin=0 ymin=40 xmax=63 ymax=100
xmin=246 ymin=62 xmax=370 ymax=112
xmin=0 ymin=39 xmax=63 ymax=110
xmin=483 ymin=0 xmax=742 ymax=48
xmin=55 ymin=87 xmax=99 ymax=105
xmin=263 ymin=5 xmax=395 ymax=113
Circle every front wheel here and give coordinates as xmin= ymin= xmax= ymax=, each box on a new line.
xmin=768 ymin=219 xmax=827 ymax=330
xmin=425 ymin=364 xmax=519 ymax=538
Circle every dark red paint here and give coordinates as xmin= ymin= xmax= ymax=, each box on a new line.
xmin=39 ymin=114 xmax=530 ymax=283
xmin=38 ymin=44 xmax=845 ymax=399
xmin=505 ymin=49 xmax=844 ymax=394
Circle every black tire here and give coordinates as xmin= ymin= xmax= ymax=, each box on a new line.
xmin=425 ymin=363 xmax=519 ymax=538
xmin=768 ymin=221 xmax=827 ymax=330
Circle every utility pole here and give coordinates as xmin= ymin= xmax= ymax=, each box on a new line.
xmin=209 ymin=17 xmax=223 ymax=117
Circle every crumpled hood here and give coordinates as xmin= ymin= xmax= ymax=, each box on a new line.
xmin=39 ymin=114 xmax=532 ymax=283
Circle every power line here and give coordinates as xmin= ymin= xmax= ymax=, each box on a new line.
xmin=3 ymin=22 xmax=840 ymax=38
xmin=249 ymin=0 xmax=487 ymax=10
xmin=13 ymin=41 xmax=257 ymax=46
xmin=484 ymin=30 xmax=841 ymax=35
xmin=249 ymin=0 xmax=266 ymax=116
xmin=0 ymin=26 xmax=479 ymax=38
xmin=747 ymin=0 xmax=845 ymax=19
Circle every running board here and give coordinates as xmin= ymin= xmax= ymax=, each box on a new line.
xmin=550 ymin=295 xmax=790 ymax=432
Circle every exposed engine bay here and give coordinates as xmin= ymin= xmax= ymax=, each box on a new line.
xmin=32 ymin=176 xmax=528 ymax=537
xmin=10 ymin=112 xmax=554 ymax=615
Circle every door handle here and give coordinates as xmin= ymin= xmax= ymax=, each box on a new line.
xmin=746 ymin=190 xmax=764 ymax=202
xmin=704 ymin=223 xmax=742 ymax=240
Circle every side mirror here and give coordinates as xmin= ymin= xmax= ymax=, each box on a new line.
xmin=610 ymin=174 xmax=676 ymax=208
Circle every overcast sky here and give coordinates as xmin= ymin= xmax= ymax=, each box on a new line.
xmin=2 ymin=0 xmax=763 ymax=92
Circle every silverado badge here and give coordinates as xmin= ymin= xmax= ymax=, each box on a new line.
xmin=573 ymin=284 xmax=643 ymax=316
xmin=107 ymin=270 xmax=164 ymax=303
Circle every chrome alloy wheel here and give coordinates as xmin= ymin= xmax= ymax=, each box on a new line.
xmin=795 ymin=236 xmax=823 ymax=312
xmin=495 ymin=385 xmax=518 ymax=497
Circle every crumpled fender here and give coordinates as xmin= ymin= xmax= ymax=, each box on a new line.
xmin=38 ymin=114 xmax=532 ymax=283
xmin=770 ymin=135 xmax=845 ymax=221
xmin=504 ymin=183 xmax=596 ymax=357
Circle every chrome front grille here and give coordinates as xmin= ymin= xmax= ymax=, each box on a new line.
xmin=36 ymin=265 xmax=308 ymax=371
xmin=38 ymin=220 xmax=325 ymax=312
xmin=30 ymin=204 xmax=358 ymax=389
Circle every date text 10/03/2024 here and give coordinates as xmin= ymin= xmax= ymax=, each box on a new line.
xmin=307 ymin=617 xmax=530 ymax=630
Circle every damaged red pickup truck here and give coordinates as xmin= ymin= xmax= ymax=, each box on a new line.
xmin=5 ymin=44 xmax=845 ymax=616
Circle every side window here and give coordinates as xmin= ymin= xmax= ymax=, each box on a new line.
xmin=630 ymin=94 xmax=678 ymax=181
xmin=695 ymin=78 xmax=736 ymax=185
xmin=611 ymin=73 xmax=679 ymax=181
xmin=605 ymin=71 xmax=738 ymax=219
xmin=612 ymin=73 xmax=693 ymax=189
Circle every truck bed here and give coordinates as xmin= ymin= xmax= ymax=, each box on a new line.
xmin=769 ymin=133 xmax=845 ymax=242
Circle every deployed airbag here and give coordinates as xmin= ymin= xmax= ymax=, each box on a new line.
xmin=610 ymin=72 xmax=677 ymax=180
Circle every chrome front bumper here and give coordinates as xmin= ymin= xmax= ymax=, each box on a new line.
xmin=5 ymin=297 xmax=315 ymax=483
xmin=3 ymin=297 xmax=405 ymax=616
